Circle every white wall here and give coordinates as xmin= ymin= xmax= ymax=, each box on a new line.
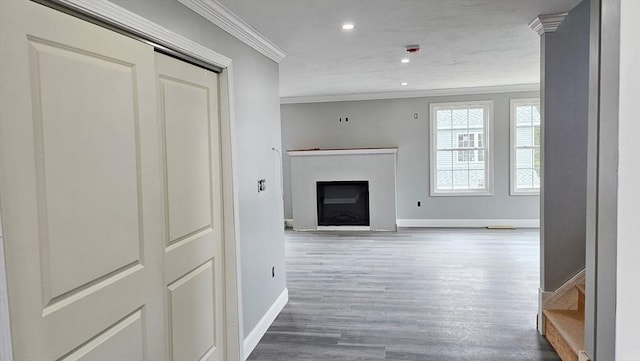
xmin=108 ymin=0 xmax=287 ymax=342
xmin=281 ymin=91 xmax=540 ymax=224
xmin=615 ymin=0 xmax=640 ymax=358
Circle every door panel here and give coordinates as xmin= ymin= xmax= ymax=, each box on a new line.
xmin=29 ymin=37 xmax=143 ymax=305
xmin=162 ymin=77 xmax=214 ymax=244
xmin=61 ymin=310 xmax=145 ymax=361
xmin=168 ymin=261 xmax=216 ymax=361
xmin=156 ymin=53 xmax=224 ymax=361
xmin=0 ymin=1 xmax=164 ymax=359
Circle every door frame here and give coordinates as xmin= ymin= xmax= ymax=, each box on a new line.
xmin=0 ymin=0 xmax=245 ymax=359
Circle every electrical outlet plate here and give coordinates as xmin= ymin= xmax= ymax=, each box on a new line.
xmin=578 ymin=351 xmax=591 ymax=361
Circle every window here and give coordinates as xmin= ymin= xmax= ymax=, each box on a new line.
xmin=510 ymin=99 xmax=541 ymax=195
xmin=430 ymin=101 xmax=493 ymax=195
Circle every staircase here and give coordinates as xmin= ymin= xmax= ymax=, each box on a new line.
xmin=543 ymin=283 xmax=585 ymax=361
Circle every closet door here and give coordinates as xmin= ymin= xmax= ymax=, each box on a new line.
xmin=0 ymin=1 xmax=165 ymax=359
xmin=155 ymin=53 xmax=225 ymax=361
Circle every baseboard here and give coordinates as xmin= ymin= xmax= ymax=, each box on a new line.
xmin=243 ymin=288 xmax=288 ymax=360
xmin=396 ymin=219 xmax=540 ymax=228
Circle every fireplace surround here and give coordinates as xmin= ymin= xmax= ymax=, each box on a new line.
xmin=287 ymin=147 xmax=398 ymax=231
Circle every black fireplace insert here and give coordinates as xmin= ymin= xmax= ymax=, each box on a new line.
xmin=316 ymin=181 xmax=370 ymax=226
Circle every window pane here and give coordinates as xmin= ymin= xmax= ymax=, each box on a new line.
xmin=516 ymin=126 xmax=534 ymax=147
xmin=452 ymin=109 xmax=467 ymax=128
xmin=469 ymin=169 xmax=485 ymax=189
xmin=533 ymin=168 xmax=541 ymax=187
xmin=468 ymin=108 xmax=483 ymax=127
xmin=452 ymin=170 xmax=469 ymax=189
xmin=437 ymin=150 xmax=454 ymax=171
xmin=517 ymin=169 xmax=534 ymax=189
xmin=516 ymin=105 xmax=532 ymax=125
xmin=533 ymin=105 xmax=541 ymax=125
xmin=437 ymin=109 xmax=452 ymax=129
xmin=437 ymin=171 xmax=453 ymax=189
xmin=516 ymin=148 xmax=534 ymax=168
xmin=533 ymin=125 xmax=541 ymax=147
xmin=437 ymin=129 xmax=453 ymax=149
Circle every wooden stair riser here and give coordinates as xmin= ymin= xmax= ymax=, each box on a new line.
xmin=545 ymin=317 xmax=579 ymax=361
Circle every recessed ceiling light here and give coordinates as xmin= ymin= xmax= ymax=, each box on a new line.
xmin=401 ymin=82 xmax=408 ymax=86
xmin=342 ymin=23 xmax=355 ymax=30
xmin=401 ymin=58 xmax=410 ymax=63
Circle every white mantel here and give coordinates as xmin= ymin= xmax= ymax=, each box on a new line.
xmin=287 ymin=147 xmax=398 ymax=157
xmin=287 ymin=147 xmax=398 ymax=231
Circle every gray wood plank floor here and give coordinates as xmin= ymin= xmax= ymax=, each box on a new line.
xmin=247 ymin=228 xmax=560 ymax=361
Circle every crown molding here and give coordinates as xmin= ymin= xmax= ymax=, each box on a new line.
xmin=280 ymin=84 xmax=540 ymax=104
xmin=177 ymin=0 xmax=286 ymax=63
xmin=53 ymin=0 xmax=232 ymax=67
xmin=529 ymin=13 xmax=568 ymax=36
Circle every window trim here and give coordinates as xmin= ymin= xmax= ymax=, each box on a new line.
xmin=429 ymin=100 xmax=494 ymax=196
xmin=510 ymin=98 xmax=541 ymax=196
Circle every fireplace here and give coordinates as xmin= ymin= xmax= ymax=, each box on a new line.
xmin=288 ymin=147 xmax=397 ymax=231
xmin=316 ymin=181 xmax=370 ymax=226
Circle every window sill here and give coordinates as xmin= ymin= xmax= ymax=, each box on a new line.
xmin=510 ymin=190 xmax=540 ymax=196
xmin=430 ymin=190 xmax=494 ymax=197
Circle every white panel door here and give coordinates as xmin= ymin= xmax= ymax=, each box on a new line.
xmin=155 ymin=53 xmax=225 ymax=361
xmin=0 ymin=1 xmax=165 ymax=359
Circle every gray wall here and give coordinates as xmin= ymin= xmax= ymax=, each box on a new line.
xmin=109 ymin=0 xmax=287 ymax=339
xmin=281 ymin=91 xmax=540 ymax=221
xmin=541 ymin=0 xmax=590 ymax=292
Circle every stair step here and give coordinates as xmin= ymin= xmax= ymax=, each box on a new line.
xmin=544 ymin=309 xmax=584 ymax=361
xmin=576 ymin=284 xmax=585 ymax=317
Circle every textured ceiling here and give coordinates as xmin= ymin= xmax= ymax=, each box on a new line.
xmin=217 ymin=0 xmax=582 ymax=99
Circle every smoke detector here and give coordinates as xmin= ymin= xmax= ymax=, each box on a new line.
xmin=405 ymin=45 xmax=421 ymax=53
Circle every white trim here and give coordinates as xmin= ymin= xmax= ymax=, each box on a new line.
xmin=55 ymin=0 xmax=232 ymax=68
xmin=396 ymin=219 xmax=540 ymax=228
xmin=50 ymin=2 xmax=244 ymax=359
xmin=287 ymin=147 xmax=398 ymax=157
xmin=177 ymin=0 xmax=286 ymax=63
xmin=280 ymin=84 xmax=540 ymax=104
xmin=316 ymin=226 xmax=371 ymax=231
xmin=243 ymin=288 xmax=288 ymax=360
xmin=0 ymin=212 xmax=13 ymax=361
xmin=510 ymin=98 xmax=541 ymax=196
xmin=219 ymin=64 xmax=244 ymax=361
xmin=529 ymin=13 xmax=569 ymax=36
xmin=429 ymin=100 xmax=494 ymax=196
xmin=538 ymin=288 xmax=553 ymax=335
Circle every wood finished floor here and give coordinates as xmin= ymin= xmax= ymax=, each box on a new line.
xmin=247 ymin=228 xmax=560 ymax=361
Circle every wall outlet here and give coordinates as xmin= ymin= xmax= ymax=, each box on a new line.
xmin=413 ymin=113 xmax=419 ymax=119
xmin=417 ymin=201 xmax=421 ymax=207
xmin=271 ymin=266 xmax=275 ymax=278
xmin=258 ymin=179 xmax=266 ymax=192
